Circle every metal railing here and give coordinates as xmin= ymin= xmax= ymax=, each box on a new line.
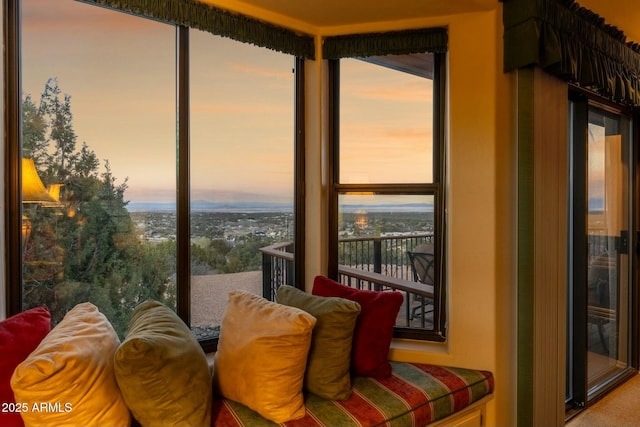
xmin=260 ymin=241 xmax=294 ymax=300
xmin=260 ymin=233 xmax=437 ymax=331
xmin=338 ymin=233 xmax=433 ymax=280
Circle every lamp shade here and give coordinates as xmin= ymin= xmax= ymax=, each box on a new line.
xmin=22 ymin=158 xmax=56 ymax=203
xmin=22 ymin=157 xmax=56 ymax=203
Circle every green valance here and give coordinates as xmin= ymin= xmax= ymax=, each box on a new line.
xmin=323 ymin=27 xmax=448 ymax=60
xmin=503 ymin=0 xmax=640 ymax=106
xmin=78 ymin=0 xmax=315 ymax=59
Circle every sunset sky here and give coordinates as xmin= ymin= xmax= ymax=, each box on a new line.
xmin=22 ymin=0 xmax=432 ymax=204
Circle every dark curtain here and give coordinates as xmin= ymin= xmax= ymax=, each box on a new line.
xmin=78 ymin=0 xmax=315 ymax=58
xmin=323 ymin=27 xmax=448 ymax=59
xmin=503 ymin=0 xmax=640 ymax=106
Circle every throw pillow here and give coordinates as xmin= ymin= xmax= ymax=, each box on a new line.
xmin=10 ymin=302 xmax=130 ymax=427
xmin=0 ymin=306 xmax=51 ymax=427
xmin=312 ymin=275 xmax=403 ymax=378
xmin=114 ymin=300 xmax=211 ymax=427
xmin=214 ymin=290 xmax=316 ymax=423
xmin=276 ymin=285 xmax=361 ymax=400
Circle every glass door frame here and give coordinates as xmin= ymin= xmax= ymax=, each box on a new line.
xmin=567 ymin=88 xmax=639 ymax=416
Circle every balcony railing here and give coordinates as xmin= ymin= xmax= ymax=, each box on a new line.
xmin=260 ymin=241 xmax=294 ymax=299
xmin=260 ymin=233 xmax=437 ymax=333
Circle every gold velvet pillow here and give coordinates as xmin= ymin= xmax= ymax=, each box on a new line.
xmin=214 ymin=290 xmax=316 ymax=423
xmin=10 ymin=302 xmax=130 ymax=427
xmin=276 ymin=285 xmax=361 ymax=400
xmin=114 ymin=300 xmax=212 ymax=427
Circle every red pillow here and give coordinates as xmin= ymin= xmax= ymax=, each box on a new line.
xmin=0 ymin=306 xmax=51 ymax=427
xmin=312 ymin=275 xmax=403 ymax=378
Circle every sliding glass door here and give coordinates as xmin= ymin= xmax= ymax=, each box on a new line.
xmin=567 ymin=94 xmax=635 ymax=411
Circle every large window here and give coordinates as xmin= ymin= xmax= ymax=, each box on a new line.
xmin=9 ymin=0 xmax=301 ymax=349
xmin=189 ymin=29 xmax=295 ymax=340
xmin=329 ymin=52 xmax=447 ymax=341
xmin=19 ymin=0 xmax=177 ymax=338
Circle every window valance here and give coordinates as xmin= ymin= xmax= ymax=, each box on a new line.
xmin=79 ymin=0 xmax=315 ymax=59
xmin=323 ymin=27 xmax=448 ymax=60
xmin=503 ymin=0 xmax=640 ymax=106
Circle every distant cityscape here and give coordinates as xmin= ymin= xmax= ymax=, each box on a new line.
xmin=129 ymin=201 xmax=434 ymax=245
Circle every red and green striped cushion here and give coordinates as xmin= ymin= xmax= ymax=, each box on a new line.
xmin=211 ymin=361 xmax=494 ymax=427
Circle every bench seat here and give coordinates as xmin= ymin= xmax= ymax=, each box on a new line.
xmin=211 ymin=361 xmax=494 ymax=427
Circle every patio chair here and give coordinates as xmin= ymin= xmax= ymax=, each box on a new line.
xmin=407 ymin=244 xmax=435 ymax=321
xmin=587 ymin=255 xmax=617 ymax=355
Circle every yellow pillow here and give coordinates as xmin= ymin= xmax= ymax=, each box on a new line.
xmin=114 ymin=300 xmax=212 ymax=427
xmin=214 ymin=290 xmax=316 ymax=423
xmin=10 ymin=302 xmax=130 ymax=427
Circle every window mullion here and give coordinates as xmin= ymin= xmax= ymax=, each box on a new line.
xmin=176 ymin=25 xmax=190 ymax=325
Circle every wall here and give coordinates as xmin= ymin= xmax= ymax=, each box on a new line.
xmin=302 ymin=9 xmax=516 ymax=427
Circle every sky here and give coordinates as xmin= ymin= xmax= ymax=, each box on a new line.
xmin=22 ymin=0 xmax=433 ymax=204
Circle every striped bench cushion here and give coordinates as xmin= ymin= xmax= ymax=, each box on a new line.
xmin=211 ymin=361 xmax=494 ymax=427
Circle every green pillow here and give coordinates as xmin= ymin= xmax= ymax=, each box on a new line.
xmin=276 ymin=285 xmax=361 ymax=400
xmin=114 ymin=300 xmax=212 ymax=427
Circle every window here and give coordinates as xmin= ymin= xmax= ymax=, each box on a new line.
xmin=19 ymin=0 xmax=177 ymax=338
xmin=329 ymin=52 xmax=446 ymax=341
xmin=189 ymin=29 xmax=296 ymax=340
xmin=8 ymin=0 xmax=303 ymax=350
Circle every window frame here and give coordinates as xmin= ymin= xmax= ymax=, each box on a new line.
xmin=327 ymin=53 xmax=447 ymax=341
xmin=4 ymin=0 xmax=305 ymax=352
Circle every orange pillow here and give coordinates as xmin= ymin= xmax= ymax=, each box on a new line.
xmin=214 ymin=291 xmax=316 ymax=423
xmin=11 ymin=303 xmax=130 ymax=427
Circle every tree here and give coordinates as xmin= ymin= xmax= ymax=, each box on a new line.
xmin=21 ymin=79 xmax=175 ymax=338
xmin=21 ymin=95 xmax=48 ymax=161
xmin=38 ymin=78 xmax=78 ymax=181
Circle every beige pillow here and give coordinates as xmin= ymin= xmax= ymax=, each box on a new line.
xmin=214 ymin=290 xmax=316 ymax=423
xmin=276 ymin=285 xmax=361 ymax=400
xmin=114 ymin=300 xmax=211 ymax=427
xmin=11 ymin=302 xmax=130 ymax=427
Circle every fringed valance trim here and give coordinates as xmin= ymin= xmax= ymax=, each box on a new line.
xmin=322 ymin=27 xmax=448 ymax=60
xmin=79 ymin=0 xmax=315 ymax=59
xmin=503 ymin=0 xmax=640 ymax=106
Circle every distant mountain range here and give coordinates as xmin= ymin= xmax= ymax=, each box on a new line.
xmin=127 ymin=187 xmax=435 ymax=213
xmin=127 ymin=200 xmax=293 ymax=213
xmin=126 ymin=200 xmax=433 ymax=213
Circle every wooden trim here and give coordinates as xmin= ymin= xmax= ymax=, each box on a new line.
xmin=327 ymin=59 xmax=339 ymax=280
xmin=517 ymin=66 xmax=568 ymax=427
xmin=176 ymin=26 xmax=191 ymax=325
xmin=294 ymin=57 xmax=305 ymax=290
xmin=428 ymin=394 xmax=492 ymax=427
xmin=532 ymin=67 xmax=568 ymax=425
xmin=4 ymin=0 xmax=22 ymax=316
xmin=516 ymin=67 xmax=535 ymax=426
